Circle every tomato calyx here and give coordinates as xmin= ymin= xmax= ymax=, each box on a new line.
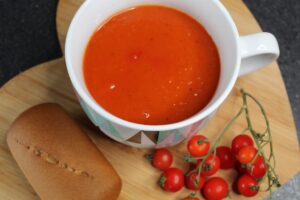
xmin=197 ymin=138 xmax=208 ymax=145
xmin=183 ymin=192 xmax=199 ymax=200
xmin=241 ymin=160 xmax=258 ymax=169
xmin=250 ymin=185 xmax=260 ymax=191
xmin=237 ymin=163 xmax=253 ymax=171
xmin=184 ymin=154 xmax=196 ymax=163
xmin=186 ymin=171 xmax=205 ymax=190
xmin=193 ymin=179 xmax=199 ymax=188
xmin=246 ymin=163 xmax=252 ymax=169
xmin=203 ymin=163 xmax=212 ymax=171
xmin=159 ymin=176 xmax=166 ymax=188
xmin=188 ymin=192 xmax=196 ymax=198
xmin=160 ymin=168 xmax=184 ymax=192
xmin=237 ymin=174 xmax=259 ymax=197
xmin=145 ymin=154 xmax=153 ymax=161
xmin=186 ymin=154 xmax=220 ymax=178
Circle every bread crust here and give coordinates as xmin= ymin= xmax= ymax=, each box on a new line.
xmin=7 ymin=103 xmax=122 ymax=200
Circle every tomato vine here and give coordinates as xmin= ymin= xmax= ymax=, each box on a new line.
xmin=185 ymin=89 xmax=281 ymax=198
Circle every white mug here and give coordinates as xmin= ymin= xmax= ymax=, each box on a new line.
xmin=65 ymin=0 xmax=279 ymax=148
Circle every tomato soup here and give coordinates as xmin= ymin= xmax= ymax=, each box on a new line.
xmin=84 ymin=5 xmax=220 ymax=125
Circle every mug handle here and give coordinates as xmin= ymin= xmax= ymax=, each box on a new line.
xmin=239 ymin=32 xmax=280 ymax=76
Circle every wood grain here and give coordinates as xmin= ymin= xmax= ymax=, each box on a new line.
xmin=0 ymin=0 xmax=299 ymax=199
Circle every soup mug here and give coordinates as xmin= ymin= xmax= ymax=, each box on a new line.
xmin=65 ymin=0 xmax=279 ymax=148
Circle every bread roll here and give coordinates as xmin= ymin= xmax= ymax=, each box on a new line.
xmin=7 ymin=103 xmax=122 ymax=200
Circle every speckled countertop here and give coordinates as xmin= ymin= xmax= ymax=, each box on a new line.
xmin=0 ymin=0 xmax=299 ymax=199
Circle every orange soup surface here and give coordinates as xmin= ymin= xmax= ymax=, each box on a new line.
xmin=84 ymin=6 xmax=220 ymax=125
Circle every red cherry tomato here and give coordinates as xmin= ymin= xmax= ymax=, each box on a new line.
xmin=188 ymin=135 xmax=210 ymax=157
xmin=160 ymin=168 xmax=184 ymax=192
xmin=182 ymin=193 xmax=199 ymax=200
xmin=231 ymin=134 xmax=254 ymax=155
xmin=183 ymin=197 xmax=199 ymax=200
xmin=203 ymin=177 xmax=229 ymax=200
xmin=246 ymin=155 xmax=267 ymax=179
xmin=216 ymin=146 xmax=236 ymax=169
xmin=186 ymin=172 xmax=205 ymax=190
xmin=236 ymin=146 xmax=257 ymax=164
xmin=196 ymin=154 xmax=220 ymax=177
xmin=235 ymin=161 xmax=247 ymax=174
xmin=151 ymin=148 xmax=173 ymax=170
xmin=237 ymin=174 xmax=259 ymax=197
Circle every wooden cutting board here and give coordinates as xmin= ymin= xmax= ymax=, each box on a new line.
xmin=0 ymin=0 xmax=299 ymax=199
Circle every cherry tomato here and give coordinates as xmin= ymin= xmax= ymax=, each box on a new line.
xmin=236 ymin=146 xmax=257 ymax=164
xmin=183 ymin=197 xmax=199 ymax=200
xmin=186 ymin=172 xmax=205 ymax=190
xmin=203 ymin=177 xmax=229 ymax=200
xmin=235 ymin=161 xmax=247 ymax=174
xmin=237 ymin=174 xmax=259 ymax=197
xmin=160 ymin=168 xmax=184 ymax=192
xmin=188 ymin=135 xmax=210 ymax=157
xmin=216 ymin=146 xmax=236 ymax=169
xmin=182 ymin=193 xmax=199 ymax=200
xmin=231 ymin=134 xmax=254 ymax=155
xmin=246 ymin=155 xmax=267 ymax=179
xmin=196 ymin=154 xmax=220 ymax=177
xmin=151 ymin=148 xmax=173 ymax=170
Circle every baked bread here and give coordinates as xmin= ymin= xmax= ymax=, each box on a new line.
xmin=7 ymin=103 xmax=122 ymax=200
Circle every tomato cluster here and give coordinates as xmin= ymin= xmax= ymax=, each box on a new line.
xmin=146 ymin=133 xmax=267 ymax=199
xmin=232 ymin=134 xmax=266 ymax=197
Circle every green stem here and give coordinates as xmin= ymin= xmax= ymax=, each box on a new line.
xmin=241 ymin=89 xmax=280 ymax=199
xmin=241 ymin=127 xmax=249 ymax=134
xmin=193 ymin=106 xmax=244 ymax=179
xmin=186 ymin=89 xmax=280 ymax=198
xmin=243 ymin=91 xmax=276 ymax=167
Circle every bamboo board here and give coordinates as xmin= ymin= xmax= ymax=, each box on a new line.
xmin=0 ymin=0 xmax=299 ymax=199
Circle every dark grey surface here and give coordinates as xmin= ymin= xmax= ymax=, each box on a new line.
xmin=265 ymin=173 xmax=300 ymax=200
xmin=0 ymin=0 xmax=62 ymax=85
